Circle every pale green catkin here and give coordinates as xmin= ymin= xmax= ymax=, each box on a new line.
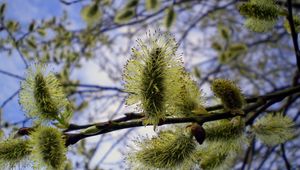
xmin=174 ymin=73 xmax=206 ymax=116
xmin=128 ymin=130 xmax=196 ymax=169
xmin=123 ymin=31 xmax=184 ymax=126
xmin=19 ymin=65 xmax=68 ymax=121
xmin=195 ymin=140 xmax=241 ymax=170
xmin=29 ymin=126 xmax=67 ymax=170
xmin=252 ymin=113 xmax=295 ymax=146
xmin=211 ymin=79 xmax=244 ymax=111
xmin=194 ymin=117 xmax=247 ymax=170
xmin=0 ymin=138 xmax=31 ymax=169
xmin=238 ymin=0 xmax=280 ymax=32
xmin=204 ymin=117 xmax=245 ymax=141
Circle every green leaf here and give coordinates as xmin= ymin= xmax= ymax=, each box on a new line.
xmin=6 ymin=21 xmax=19 ymax=32
xmin=211 ymin=41 xmax=223 ymax=51
xmin=37 ymin=29 xmax=46 ymax=36
xmin=164 ymin=6 xmax=176 ymax=29
xmin=0 ymin=3 xmax=6 ymax=16
xmin=28 ymin=21 xmax=35 ymax=32
xmin=26 ymin=38 xmax=37 ymax=49
xmin=81 ymin=3 xmax=102 ymax=26
xmin=193 ymin=67 xmax=201 ymax=79
xmin=146 ymin=0 xmax=160 ymax=11
xmin=114 ymin=8 xmax=135 ymax=24
xmin=88 ymin=3 xmax=99 ymax=18
xmin=218 ymin=25 xmax=230 ymax=41
xmin=125 ymin=0 xmax=139 ymax=8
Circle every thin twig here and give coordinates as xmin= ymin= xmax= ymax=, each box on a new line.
xmin=281 ymin=144 xmax=292 ymax=170
xmin=287 ymin=0 xmax=300 ymax=71
xmin=0 ymin=69 xmax=25 ymax=80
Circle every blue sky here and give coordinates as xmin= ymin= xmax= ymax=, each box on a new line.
xmin=0 ymin=1 xmax=146 ymax=169
xmin=0 ymin=0 xmax=66 ymax=124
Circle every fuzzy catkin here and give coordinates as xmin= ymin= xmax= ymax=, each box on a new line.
xmin=211 ymin=79 xmax=244 ymax=111
xmin=0 ymin=139 xmax=31 ymax=168
xmin=128 ymin=130 xmax=196 ymax=169
xmin=253 ymin=113 xmax=295 ymax=146
xmin=238 ymin=0 xmax=280 ymax=32
xmin=123 ymin=31 xmax=183 ymax=126
xmin=29 ymin=126 xmax=66 ymax=170
xmin=19 ymin=65 xmax=68 ymax=121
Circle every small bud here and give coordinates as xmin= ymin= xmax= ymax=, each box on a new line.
xmin=190 ymin=123 xmax=206 ymax=145
xmin=81 ymin=125 xmax=99 ymax=135
xmin=16 ymin=127 xmax=34 ymax=136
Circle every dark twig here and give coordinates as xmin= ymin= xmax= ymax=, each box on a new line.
xmin=281 ymin=144 xmax=292 ymax=170
xmin=63 ymin=83 xmax=125 ymax=93
xmin=0 ymin=69 xmax=25 ymax=80
xmin=287 ymin=0 xmax=300 ymax=71
xmin=241 ymin=138 xmax=255 ymax=170
xmin=59 ymin=0 xmax=85 ymax=5
xmin=4 ymin=28 xmax=29 ymax=68
xmin=0 ymin=89 xmax=19 ymax=108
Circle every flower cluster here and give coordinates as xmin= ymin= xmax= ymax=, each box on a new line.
xmin=29 ymin=126 xmax=67 ymax=170
xmin=0 ymin=126 xmax=67 ymax=170
xmin=128 ymin=129 xmax=196 ymax=169
xmin=19 ymin=64 xmax=72 ymax=126
xmin=0 ymin=138 xmax=30 ymax=169
xmin=123 ymin=31 xmax=205 ymax=126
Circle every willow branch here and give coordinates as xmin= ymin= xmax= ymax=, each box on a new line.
xmin=63 ymin=84 xmax=300 ymax=146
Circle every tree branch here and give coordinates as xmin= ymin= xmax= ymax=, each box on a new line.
xmin=63 ymin=84 xmax=300 ymax=146
xmin=287 ymin=0 xmax=300 ymax=71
